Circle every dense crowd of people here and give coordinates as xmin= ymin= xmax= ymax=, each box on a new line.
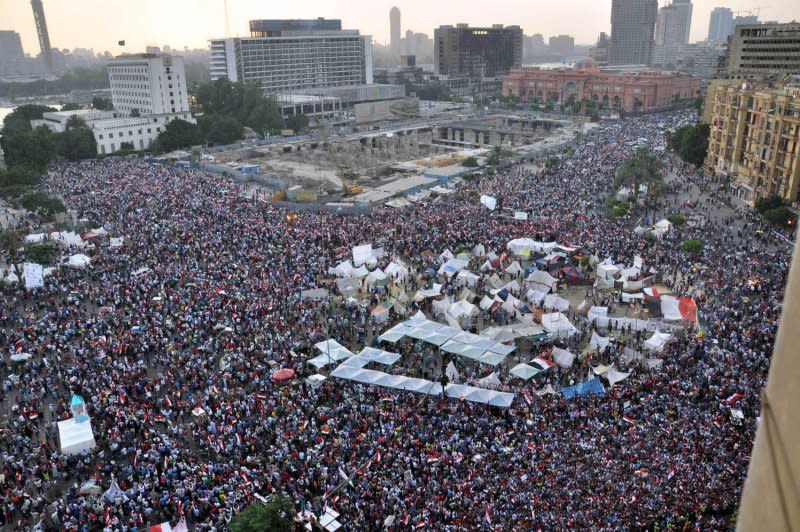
xmin=0 ymin=109 xmax=792 ymax=531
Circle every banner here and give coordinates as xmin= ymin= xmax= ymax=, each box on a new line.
xmin=480 ymin=195 xmax=496 ymax=210
xmin=23 ymin=263 xmax=44 ymax=291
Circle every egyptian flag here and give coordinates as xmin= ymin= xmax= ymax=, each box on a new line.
xmin=164 ymin=396 xmax=172 ymax=408
xmin=150 ymin=523 xmax=172 ymax=532
xmin=485 ymin=505 xmax=492 ymax=525
xmin=523 ymin=391 xmax=533 ymax=405
xmin=530 ymin=357 xmax=555 ymax=372
xmin=622 ymin=416 xmax=636 ymax=425
xmin=724 ymin=392 xmax=744 ymax=405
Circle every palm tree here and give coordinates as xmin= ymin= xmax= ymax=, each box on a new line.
xmin=616 ymin=148 xmax=663 ymax=205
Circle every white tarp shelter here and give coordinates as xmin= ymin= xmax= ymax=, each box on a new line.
xmin=480 ymin=195 xmax=497 ymax=210
xmin=552 ymin=347 xmax=576 ymax=368
xmin=66 ymin=254 xmax=91 ymax=268
xmin=644 ymin=331 xmax=671 ymax=351
xmin=58 ymin=417 xmax=97 ymax=455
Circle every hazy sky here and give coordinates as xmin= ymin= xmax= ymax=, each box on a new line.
xmin=3 ymin=0 xmax=797 ymax=55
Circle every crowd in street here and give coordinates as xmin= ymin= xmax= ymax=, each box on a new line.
xmin=0 ymin=109 xmax=792 ymax=531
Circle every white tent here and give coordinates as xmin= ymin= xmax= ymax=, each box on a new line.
xmin=438 ymin=249 xmax=455 ymax=263
xmin=541 ymin=312 xmax=577 ymax=336
xmin=644 ymin=331 xmax=672 ymax=351
xmin=449 ymin=299 xmax=478 ymax=320
xmin=58 ymin=417 xmax=97 ymax=455
xmin=351 ymin=265 xmax=369 ymax=278
xmin=365 ymin=268 xmax=389 ymax=286
xmin=510 ymin=363 xmax=541 ymax=381
xmin=604 ymin=366 xmax=631 ymax=387
xmin=415 ymin=284 xmax=442 ymax=299
xmin=334 ymin=260 xmax=355 ymax=277
xmin=336 ymin=277 xmax=361 ymax=294
xmin=472 ymin=244 xmax=486 ymax=257
xmin=432 ymin=296 xmax=454 ymax=316
xmin=480 ymin=295 xmax=502 ymax=311
xmin=480 ymin=194 xmax=497 ymax=210
xmin=24 ymin=233 xmax=45 ymax=244
xmin=652 ymin=219 xmax=673 ymax=238
xmin=589 ymin=331 xmax=611 ymax=351
xmin=596 ymin=263 xmax=619 ymax=283
xmin=371 ymin=305 xmax=390 ymax=324
xmin=353 ymin=244 xmax=376 ymax=267
xmin=66 ymin=254 xmax=91 ymax=268
xmin=526 ymin=288 xmax=546 ymax=305
xmin=506 ymin=261 xmax=522 ymax=276
xmin=526 ymin=269 xmax=558 ymax=292
xmin=50 ymin=231 xmax=84 ymax=248
xmin=551 ymin=347 xmax=576 ymax=368
xmin=310 ymin=339 xmax=355 ymax=368
xmin=455 ymin=270 xmax=480 ymax=288
xmin=438 ymin=258 xmax=469 ymax=277
xmin=477 ymin=372 xmax=501 ymax=387
xmin=385 ymin=261 xmax=409 ymax=281
xmin=543 ymin=294 xmax=570 ymax=312
xmin=445 ymin=361 xmax=460 ymax=382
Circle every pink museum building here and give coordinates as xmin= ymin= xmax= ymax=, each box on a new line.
xmin=502 ymin=59 xmax=701 ymax=112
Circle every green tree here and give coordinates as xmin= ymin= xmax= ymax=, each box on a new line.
xmin=763 ymin=206 xmax=795 ymax=227
xmin=0 ymin=230 xmax=23 ymax=277
xmin=1 ymin=104 xmax=56 ymax=135
xmin=666 ymin=124 xmax=710 ymax=167
xmin=26 ymin=243 xmax=56 ymax=264
xmin=92 ymin=96 xmax=113 ymax=110
xmin=60 ymin=103 xmax=83 ymax=111
xmin=486 ymin=145 xmax=503 ymax=166
xmin=19 ymin=192 xmax=66 ymax=215
xmin=667 ymin=213 xmax=686 ymax=226
xmin=754 ymin=195 xmax=785 ymax=214
xmin=0 ymin=127 xmax=55 ymax=173
xmin=681 ymin=239 xmax=704 ymax=254
xmin=249 ymin=101 xmax=284 ymax=136
xmin=152 ymin=119 xmax=203 ymax=152
xmin=285 ymin=114 xmax=309 ymax=134
xmin=198 ymin=114 xmax=243 ymax=145
xmin=229 ymin=498 xmax=294 ymax=532
xmin=54 ymin=127 xmax=97 ymax=161
xmin=615 ymin=148 xmax=663 ymax=204
xmin=462 ymin=156 xmax=479 ymax=167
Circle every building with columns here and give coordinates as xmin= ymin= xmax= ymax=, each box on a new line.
xmin=502 ymin=59 xmax=700 ymax=112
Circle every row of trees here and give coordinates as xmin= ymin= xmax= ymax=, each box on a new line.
xmin=1 ymin=105 xmax=97 ymax=176
xmin=150 ymin=79 xmax=310 ymax=151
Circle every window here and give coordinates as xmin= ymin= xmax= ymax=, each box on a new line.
xmin=98 ymin=134 xmax=104 ymax=139
xmin=109 ymin=133 xmax=114 ymax=138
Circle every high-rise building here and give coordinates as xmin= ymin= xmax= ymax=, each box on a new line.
xmin=0 ymin=30 xmax=26 ymax=77
xmin=108 ymin=54 xmax=190 ymax=116
xmin=590 ymin=32 xmax=611 ymax=65
xmin=733 ymin=15 xmax=759 ymax=27
xmin=434 ymin=24 xmax=522 ymax=79
xmin=548 ymin=35 xmax=575 ymax=57
xmin=209 ymin=19 xmax=373 ymax=93
xmin=704 ymin=78 xmax=800 ymax=204
xmin=707 ymin=7 xmax=734 ymax=41
xmin=655 ymin=0 xmax=692 ymax=46
xmin=390 ymin=7 xmax=401 ymax=53
xmin=721 ymin=22 xmax=800 ymax=79
xmin=609 ymin=0 xmax=658 ymax=66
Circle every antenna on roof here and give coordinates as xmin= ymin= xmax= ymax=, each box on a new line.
xmin=224 ymin=0 xmax=231 ymax=37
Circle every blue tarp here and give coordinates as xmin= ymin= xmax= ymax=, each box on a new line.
xmin=561 ymin=378 xmax=605 ymax=399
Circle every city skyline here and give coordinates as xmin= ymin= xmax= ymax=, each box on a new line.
xmin=3 ymin=0 xmax=796 ymax=57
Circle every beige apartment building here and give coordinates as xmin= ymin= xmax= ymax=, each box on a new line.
xmin=704 ymin=78 xmax=800 ymax=205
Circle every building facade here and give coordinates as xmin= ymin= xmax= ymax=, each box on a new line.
xmin=502 ymin=60 xmax=700 ymax=112
xmin=434 ymin=24 xmax=522 ymax=79
xmin=609 ymin=0 xmax=658 ymax=66
xmin=209 ymin=19 xmax=373 ymax=93
xmin=707 ymin=7 xmax=734 ymax=41
xmin=107 ymin=54 xmax=190 ymax=116
xmin=548 ymin=35 xmax=575 ymax=57
xmin=704 ymin=79 xmax=800 ymax=204
xmin=722 ymin=22 xmax=800 ymax=79
xmin=655 ymin=0 xmax=692 ymax=47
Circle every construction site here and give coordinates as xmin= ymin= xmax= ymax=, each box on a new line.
xmin=211 ymin=113 xmax=580 ymax=205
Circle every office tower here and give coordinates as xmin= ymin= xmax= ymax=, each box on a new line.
xmin=609 ymin=0 xmax=658 ymax=66
xmin=209 ymin=19 xmax=373 ymax=93
xmin=434 ymin=24 xmax=522 ymax=79
xmin=390 ymin=7 xmax=401 ymax=53
xmin=722 ymin=22 xmax=800 ymax=79
xmin=707 ymin=7 xmax=734 ymax=41
xmin=108 ymin=54 xmax=190 ymax=116
xmin=655 ymin=0 xmax=692 ymax=46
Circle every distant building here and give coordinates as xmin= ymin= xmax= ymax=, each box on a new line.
xmin=674 ymin=41 xmax=727 ymax=81
xmin=609 ymin=0 xmax=658 ymax=66
xmin=0 ymin=30 xmax=26 ymax=77
xmin=390 ymin=7 xmax=401 ymax=53
xmin=733 ymin=15 xmax=759 ymax=27
xmin=548 ymin=35 xmax=575 ymax=57
xmin=654 ymin=0 xmax=692 ymax=47
xmin=209 ymin=19 xmax=373 ymax=93
xmin=707 ymin=7 xmax=734 ymax=41
xmin=108 ymin=54 xmax=190 ymax=116
xmin=704 ymin=78 xmax=800 ymax=205
xmin=590 ymin=33 xmax=611 ymax=66
xmin=434 ymin=24 xmax=522 ymax=79
xmin=502 ymin=59 xmax=700 ymax=112
xmin=722 ymin=22 xmax=800 ymax=79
